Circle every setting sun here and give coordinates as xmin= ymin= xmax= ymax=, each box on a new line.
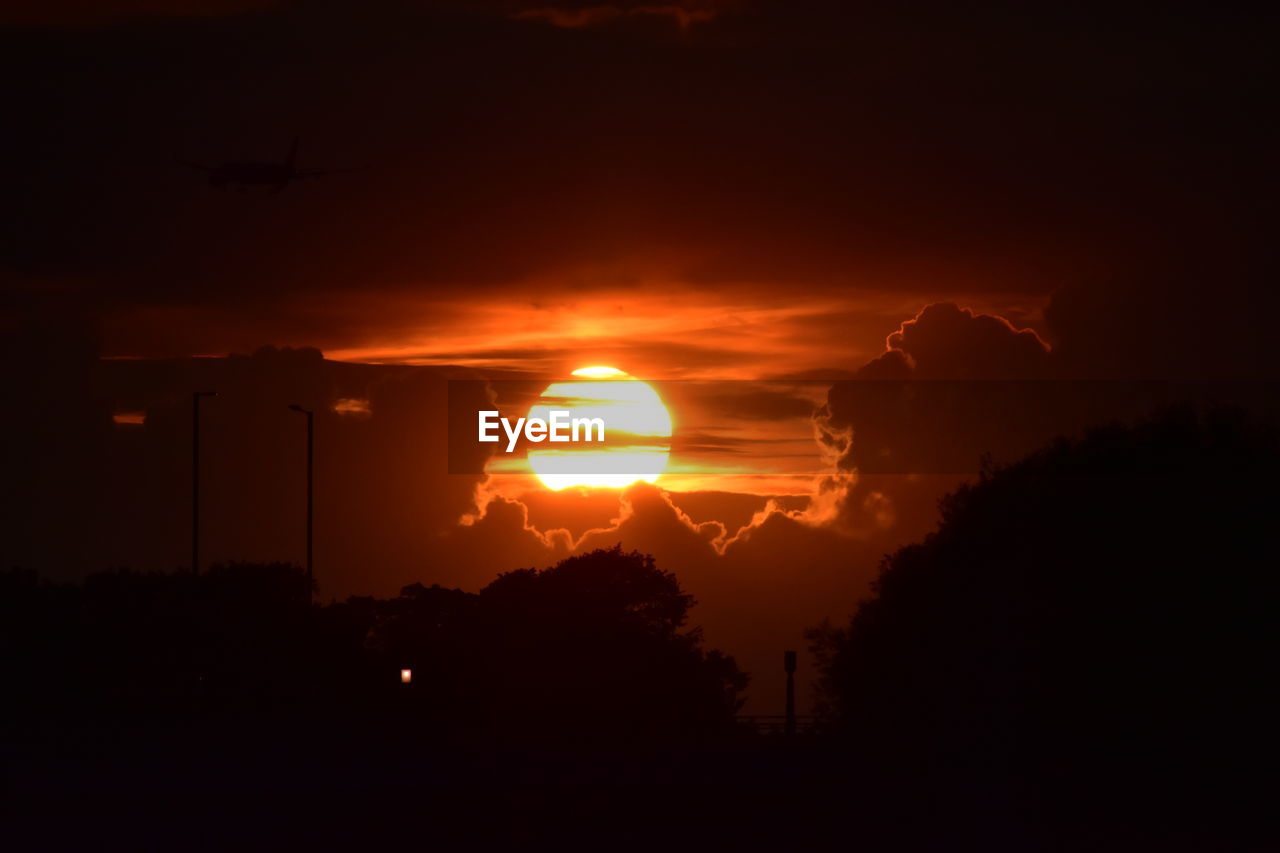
xmin=527 ymin=367 xmax=672 ymax=490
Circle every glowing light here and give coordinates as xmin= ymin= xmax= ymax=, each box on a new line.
xmin=528 ymin=367 xmax=672 ymax=490
xmin=112 ymin=411 xmax=145 ymax=426
xmin=571 ymin=366 xmax=628 ymax=379
xmin=333 ymin=397 xmax=371 ymax=417
xmin=400 ymin=668 xmax=412 ymax=684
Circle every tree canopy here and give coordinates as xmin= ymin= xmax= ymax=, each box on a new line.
xmin=809 ymin=407 xmax=1279 ymax=829
xmin=3 ymin=546 xmax=746 ymax=746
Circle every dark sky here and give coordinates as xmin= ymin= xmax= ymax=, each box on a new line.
xmin=3 ymin=0 xmax=1277 ymax=712
xmin=5 ymin=1 xmax=1275 ymax=364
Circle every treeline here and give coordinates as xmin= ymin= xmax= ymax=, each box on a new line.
xmin=808 ymin=406 xmax=1280 ymax=836
xmin=1 ymin=547 xmax=746 ymax=745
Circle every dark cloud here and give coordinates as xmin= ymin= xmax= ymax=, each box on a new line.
xmin=821 ymin=283 xmax=1280 ymax=476
xmin=857 ymin=303 xmax=1051 ymax=381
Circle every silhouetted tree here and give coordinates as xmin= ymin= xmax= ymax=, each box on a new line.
xmin=5 ymin=545 xmax=745 ymax=752
xmin=809 ymin=406 xmax=1279 ymax=834
xmin=371 ymin=547 xmax=748 ymax=743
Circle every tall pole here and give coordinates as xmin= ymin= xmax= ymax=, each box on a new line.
xmin=192 ymin=391 xmax=216 ymax=574
xmin=289 ymin=405 xmax=314 ymax=602
xmin=305 ymin=409 xmax=313 ymax=598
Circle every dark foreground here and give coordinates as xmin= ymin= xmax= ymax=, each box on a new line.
xmin=4 ymin=709 xmax=1266 ymax=852
xmin=6 ymin=413 xmax=1275 ymax=850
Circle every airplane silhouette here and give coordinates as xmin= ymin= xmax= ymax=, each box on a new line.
xmin=179 ymin=138 xmax=355 ymax=192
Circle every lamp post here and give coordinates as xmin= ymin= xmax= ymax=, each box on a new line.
xmin=192 ymin=391 xmax=217 ymax=574
xmin=288 ymin=404 xmax=314 ymax=601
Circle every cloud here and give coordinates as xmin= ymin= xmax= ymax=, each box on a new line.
xmin=859 ymin=302 xmax=1052 ymax=381
xmin=440 ymin=492 xmax=573 ymax=582
xmin=820 ymin=280 xmax=1280 ymax=480
xmin=580 ymin=481 xmax=723 ymax=548
xmin=441 ymin=474 xmax=914 ymax=713
xmin=332 ymin=397 xmax=371 ymax=417
xmin=819 ymin=302 xmax=1069 ymax=474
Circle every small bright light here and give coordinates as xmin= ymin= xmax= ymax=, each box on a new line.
xmin=570 ymin=366 xmax=628 ymax=379
xmin=333 ymin=397 xmax=371 ymax=417
xmin=400 ymin=668 xmax=412 ymax=684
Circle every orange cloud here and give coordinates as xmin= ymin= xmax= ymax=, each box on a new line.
xmin=332 ymin=397 xmax=371 ymax=417
xmin=311 ymin=282 xmax=955 ymax=381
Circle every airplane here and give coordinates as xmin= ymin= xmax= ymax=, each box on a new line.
xmin=179 ymin=138 xmax=355 ymax=192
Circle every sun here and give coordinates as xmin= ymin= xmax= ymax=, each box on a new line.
xmin=527 ymin=366 xmax=672 ymax=490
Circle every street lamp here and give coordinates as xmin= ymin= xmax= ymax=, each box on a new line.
xmin=192 ymin=391 xmax=217 ymax=574
xmin=288 ymin=404 xmax=314 ymax=601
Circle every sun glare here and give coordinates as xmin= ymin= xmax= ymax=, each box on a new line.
xmin=570 ymin=365 xmax=629 ymax=379
xmin=528 ymin=367 xmax=672 ymax=490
